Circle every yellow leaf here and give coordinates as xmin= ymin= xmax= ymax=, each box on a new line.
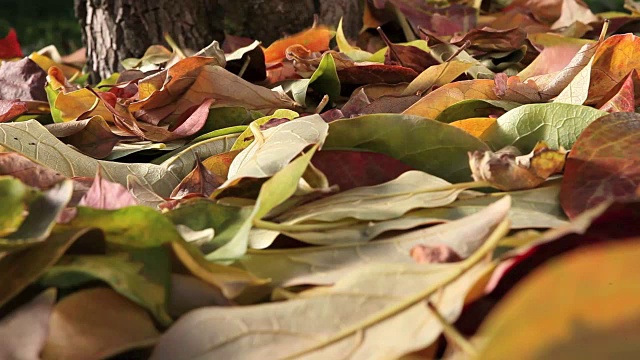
xmin=449 ymin=117 xmax=497 ymax=139
xmin=263 ymin=26 xmax=334 ymax=64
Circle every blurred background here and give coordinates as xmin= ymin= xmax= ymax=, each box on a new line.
xmin=0 ymin=0 xmax=627 ymax=55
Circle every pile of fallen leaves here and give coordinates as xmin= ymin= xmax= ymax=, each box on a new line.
xmin=1 ymin=0 xmax=640 ymax=358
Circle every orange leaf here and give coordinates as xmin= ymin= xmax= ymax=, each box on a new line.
xmin=403 ymin=79 xmax=497 ymax=119
xmin=263 ymin=26 xmax=334 ymax=64
xmin=449 ymin=117 xmax=497 ymax=139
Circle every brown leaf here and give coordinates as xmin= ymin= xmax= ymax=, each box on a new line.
xmin=0 ymin=58 xmax=47 ymax=101
xmin=450 ymin=27 xmax=527 ymax=53
xmin=45 ymin=116 xmax=121 ymax=159
xmin=170 ymin=160 xmax=224 ymax=199
xmin=0 ymin=152 xmax=65 ymax=189
xmin=172 ymin=65 xmax=299 ymax=115
xmin=0 ymin=289 xmax=55 ymax=360
xmin=41 ymin=288 xmax=160 ymax=360
xmin=338 ymin=64 xmax=419 ymax=85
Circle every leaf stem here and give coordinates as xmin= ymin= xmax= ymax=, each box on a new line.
xmin=238 ymin=56 xmax=251 ymax=78
xmin=427 ymin=301 xmax=479 ymax=358
xmin=283 ymin=218 xmax=511 ymax=359
xmin=377 ymin=27 xmax=405 ymax=67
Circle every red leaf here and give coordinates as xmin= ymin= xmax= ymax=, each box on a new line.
xmin=597 ymin=70 xmax=640 ymax=113
xmin=337 ymin=64 xmax=418 ymax=85
xmin=0 ymin=152 xmax=65 ymax=189
xmin=0 ymin=100 xmax=28 ymax=122
xmin=78 ymin=169 xmax=138 ymax=210
xmin=311 ymin=150 xmax=414 ymax=191
xmin=168 ymin=98 xmax=214 ymax=138
xmin=0 ymin=29 xmax=23 ymax=59
xmin=561 ymin=112 xmax=640 ymax=218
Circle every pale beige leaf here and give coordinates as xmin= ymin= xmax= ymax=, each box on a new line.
xmin=239 ymin=197 xmax=511 ymax=288
xmin=0 ymin=289 xmax=56 ymax=360
xmin=276 ymin=171 xmax=467 ymax=224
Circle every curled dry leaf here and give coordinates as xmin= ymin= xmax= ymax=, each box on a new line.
xmin=469 ymin=142 xmax=567 ymax=191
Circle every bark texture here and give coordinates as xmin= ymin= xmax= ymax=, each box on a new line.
xmin=75 ymin=0 xmax=362 ymax=79
xmin=74 ymin=0 xmax=224 ymax=80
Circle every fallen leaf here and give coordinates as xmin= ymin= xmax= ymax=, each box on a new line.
xmin=435 ymin=99 xmax=521 ymax=123
xmin=170 ymin=159 xmax=223 ymax=199
xmin=401 ymin=61 xmax=473 ymax=96
xmin=41 ymin=288 xmax=160 ymax=360
xmin=0 ymin=28 xmax=23 ymax=59
xmin=45 ymin=116 xmax=121 ymax=159
xmin=481 ymin=103 xmax=607 ymax=153
xmin=263 ymin=26 xmax=334 ymax=64
xmin=324 ymin=114 xmax=490 ymax=183
xmin=403 ymin=79 xmax=498 ymax=120
xmin=40 ymin=251 xmax=172 ymax=325
xmin=240 ymin=197 xmax=511 ymax=287
xmin=0 ymin=152 xmax=65 ymax=189
xmin=451 ymin=27 xmax=527 ymax=53
xmin=551 ymin=0 xmax=599 ymax=29
xmin=0 ymin=100 xmax=28 ymax=122
xmin=450 ymin=117 xmax=498 ymax=138
xmin=78 ymin=168 xmax=138 ymax=209
xmin=0 ymin=58 xmax=47 ymax=101
xmin=0 ymin=227 xmax=94 ymax=309
xmin=226 ymin=114 xmax=328 ymax=182
xmin=0 ymin=180 xmax=73 ymax=250
xmin=410 ymin=244 xmax=462 ymax=264
xmin=469 ymin=142 xmax=567 ymax=191
xmin=0 ymin=289 xmax=55 ymax=360
xmin=597 ymin=69 xmax=639 ymax=113
xmin=275 ymin=171 xmax=470 ymax=224
xmin=561 ymin=112 xmax=640 ymax=218
xmin=172 ymin=65 xmax=299 ymax=115
xmin=151 ymin=215 xmax=508 ymax=360
xmin=0 ymin=120 xmax=234 ymax=196
xmin=310 ymin=150 xmax=413 ymax=191
xmin=477 ymin=240 xmax=640 ymax=359
xmin=385 ymin=1 xmax=478 ymax=36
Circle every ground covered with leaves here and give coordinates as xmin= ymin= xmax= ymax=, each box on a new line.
xmin=1 ymin=0 xmax=640 ymax=358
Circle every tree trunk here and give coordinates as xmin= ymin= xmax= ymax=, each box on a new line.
xmin=74 ymin=0 xmax=225 ymax=80
xmin=75 ymin=0 xmax=362 ymax=80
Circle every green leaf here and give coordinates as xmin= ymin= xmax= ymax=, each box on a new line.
xmin=435 ymin=99 xmax=522 ymax=123
xmin=0 ymin=120 xmax=234 ymax=197
xmin=482 ymin=103 xmax=607 ymax=152
xmin=45 ymin=83 xmax=64 ymax=123
xmin=323 ymin=114 xmax=490 ymax=183
xmin=166 ymin=200 xmax=254 ymax=253
xmin=239 ymin=197 xmax=511 ymax=287
xmin=336 ymin=18 xmax=372 ymax=62
xmin=0 ymin=180 xmax=73 ymax=250
xmin=287 ymin=53 xmax=341 ymax=105
xmin=207 ymin=146 xmax=318 ymax=261
xmin=68 ymin=206 xmax=182 ymax=247
xmin=230 ymin=109 xmax=299 ymax=151
xmin=40 ymin=250 xmax=172 ymax=325
xmin=0 ymin=227 xmax=95 ymax=309
xmin=151 ymin=133 xmax=238 ymax=166
xmin=0 ymin=177 xmax=32 ymax=237
xmin=196 ymin=106 xmax=262 ymax=136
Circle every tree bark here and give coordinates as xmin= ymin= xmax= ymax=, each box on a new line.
xmin=74 ymin=0 xmax=224 ymax=80
xmin=75 ymin=0 xmax=362 ymax=80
